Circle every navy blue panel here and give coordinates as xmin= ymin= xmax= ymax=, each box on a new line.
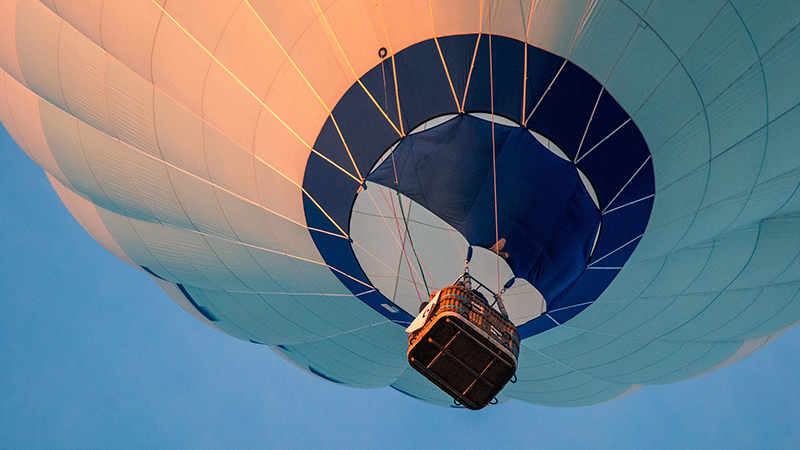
xmin=303 ymin=34 xmax=655 ymax=339
xmin=590 ymin=198 xmax=654 ymax=266
xmin=394 ymin=39 xmax=458 ymax=130
xmin=176 ymin=284 xmax=218 ymax=322
xmin=308 ymin=366 xmax=343 ymax=384
xmin=324 ymin=78 xmax=400 ymax=176
xmin=368 ymin=114 xmax=600 ymax=302
xmin=458 ymin=35 xmax=526 ymax=122
xmin=527 ymin=62 xmax=603 ymax=158
xmin=601 ymin=158 xmax=656 ymax=210
xmin=141 ymin=265 xmax=167 ymax=281
xmin=579 ymin=90 xmax=632 ymax=153
xmin=304 ymin=153 xmax=360 ymax=235
xmin=578 ymin=125 xmax=652 ymax=207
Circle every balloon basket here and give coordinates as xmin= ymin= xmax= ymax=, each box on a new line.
xmin=407 ymin=284 xmax=520 ymax=410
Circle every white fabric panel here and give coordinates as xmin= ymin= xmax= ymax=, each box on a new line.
xmin=38 ymin=98 xmax=123 ymax=215
xmin=47 ymin=172 xmax=137 ymax=267
xmin=282 ymin=20 xmax=351 ymax=117
xmin=213 ymin=3 xmax=290 ymax=104
xmin=162 ymin=229 xmax=252 ymax=291
xmin=633 ymin=65 xmax=705 ymax=152
xmin=705 ymin=65 xmax=768 ymax=163
xmin=761 ymin=24 xmax=800 ymax=120
xmin=152 ymin=90 xmax=209 ymax=179
xmin=595 ymin=256 xmax=665 ymax=301
xmin=193 ymin=289 xmax=301 ymax=344
xmin=317 ymin=0 xmax=384 ymax=84
xmin=369 ymin=0 xmax=431 ymax=62
xmin=733 ymin=0 xmax=800 ymax=54
xmin=204 ymin=123 xmax=259 ymax=203
xmin=253 ymin=163 xmax=311 ymax=239
xmin=252 ymin=107 xmax=313 ymax=188
xmin=697 ymin=331 xmax=782 ymax=377
xmin=660 ymin=288 xmax=762 ymax=342
xmin=166 ymin=167 xmax=238 ymax=239
xmin=94 ymin=207 xmax=180 ymax=282
xmin=246 ymin=0 xmax=316 ymax=54
xmin=105 ymin=58 xmax=160 ymax=157
xmin=572 ymin=339 xmax=682 ymax=378
xmin=622 ymin=293 xmax=718 ymax=340
xmin=0 ymin=0 xmax=24 ymax=82
xmin=509 ymin=369 xmax=596 ymax=395
xmin=253 ymin=292 xmax=346 ymax=337
xmin=182 ymin=287 xmax=266 ymax=343
xmin=507 ymin=376 xmax=633 ymax=406
xmin=126 ymin=219 xmax=224 ymax=289
xmin=680 ymin=4 xmax=760 ymax=104
xmin=14 ymin=0 xmax=67 ymax=110
xmin=751 ymin=105 xmax=800 ymax=190
xmin=76 ymin=121 xmax=166 ymax=223
xmin=151 ymin=15 xmax=212 ymax=116
xmin=271 ymin=339 xmax=402 ymax=388
xmin=631 ymin=168 xmax=706 ymax=259
xmin=0 ymin=71 xmax=71 ymax=187
xmin=734 ymin=283 xmax=800 ymax=338
xmin=620 ymin=341 xmax=737 ymax=384
xmin=640 ymin=244 xmax=713 ymax=298
xmin=262 ymin=63 xmax=333 ymax=157
xmin=231 ymin=294 xmax=324 ymax=344
xmin=728 ymin=216 xmax=800 ymax=290
xmin=569 ymin=0 xmax=642 ymax=84
xmin=651 ymin=115 xmax=712 ymax=191
xmin=540 ymin=330 xmax=619 ymax=362
xmin=524 ymin=0 xmax=600 ymax=58
xmin=201 ymin=63 xmax=263 ymax=152
xmin=155 ymin=278 xmax=225 ymax=330
xmin=683 ymin=225 xmax=760 ymax=294
xmin=119 ymin=141 xmax=195 ymax=230
xmin=100 ymin=0 xmax=163 ymax=83
xmin=644 ymin=0 xmax=727 ymax=59
xmin=703 ymin=283 xmax=800 ymax=341
xmin=51 ymin=0 xmax=104 ymax=49
xmin=161 ymin=0 xmax=240 ymax=54
xmin=604 ymin=25 xmax=678 ymax=116
xmin=676 ymin=131 xmax=766 ymax=245
xmin=431 ymin=0 xmax=483 ymax=38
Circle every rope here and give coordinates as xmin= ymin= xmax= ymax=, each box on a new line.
xmin=488 ymin=4 xmax=501 ymax=294
xmin=390 ymin=152 xmax=431 ymax=299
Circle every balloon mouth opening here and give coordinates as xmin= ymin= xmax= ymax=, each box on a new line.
xmin=304 ymin=33 xmax=655 ymax=337
xmin=349 ymin=112 xmax=602 ymax=324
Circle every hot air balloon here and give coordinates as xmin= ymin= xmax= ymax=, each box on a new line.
xmin=2 ymin=0 xmax=800 ymax=407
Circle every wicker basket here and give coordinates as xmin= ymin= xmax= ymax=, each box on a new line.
xmin=407 ymin=284 xmax=520 ymax=410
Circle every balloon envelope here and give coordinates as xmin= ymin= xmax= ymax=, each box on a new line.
xmin=2 ymin=0 xmax=800 ymax=406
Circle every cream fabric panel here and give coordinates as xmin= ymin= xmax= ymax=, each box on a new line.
xmin=14 ymin=0 xmax=67 ymax=109
xmin=0 ymin=71 xmax=71 ymax=188
xmin=151 ymin=15 xmax=212 ymax=116
xmin=58 ymin=24 xmax=114 ymax=136
xmin=100 ymin=0 xmax=164 ymax=83
xmin=51 ymin=0 xmax=104 ymax=47
xmin=47 ymin=172 xmax=137 ymax=267
xmin=0 ymin=0 xmax=24 ymax=82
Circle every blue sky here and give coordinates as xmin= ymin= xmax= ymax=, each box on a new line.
xmin=2 ymin=126 xmax=800 ymax=449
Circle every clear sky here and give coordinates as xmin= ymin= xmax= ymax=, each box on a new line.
xmin=2 ymin=125 xmax=800 ymax=450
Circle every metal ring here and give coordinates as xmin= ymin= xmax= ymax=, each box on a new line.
xmin=378 ymin=47 xmax=388 ymax=58
xmin=489 ymin=397 xmax=499 ymax=405
xmin=510 ymin=374 xmax=517 ymax=384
